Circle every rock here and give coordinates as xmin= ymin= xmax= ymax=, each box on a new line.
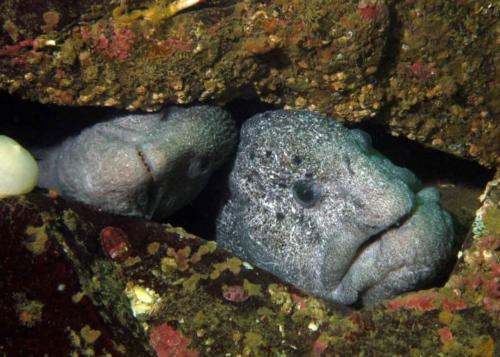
xmin=216 ymin=110 xmax=455 ymax=305
xmin=1 ymin=0 xmax=497 ymax=167
xmin=0 ymin=180 xmax=498 ymax=356
xmin=0 ymin=193 xmax=153 ymax=356
xmin=37 ymin=105 xmax=237 ymax=219
xmin=0 ymin=190 xmax=343 ymax=356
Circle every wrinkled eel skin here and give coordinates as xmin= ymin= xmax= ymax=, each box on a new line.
xmin=37 ymin=106 xmax=237 ymax=219
xmin=216 ymin=110 xmax=455 ymax=305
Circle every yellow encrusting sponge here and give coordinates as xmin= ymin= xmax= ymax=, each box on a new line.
xmin=0 ymin=135 xmax=39 ymax=198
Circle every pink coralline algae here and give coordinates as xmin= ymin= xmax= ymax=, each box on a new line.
xmin=161 ymin=37 xmax=193 ymax=52
xmin=80 ymin=24 xmax=136 ymax=60
xmin=222 ymin=285 xmax=249 ymax=303
xmin=80 ymin=26 xmax=92 ymax=41
xmin=291 ymin=292 xmax=307 ymax=311
xmin=437 ymin=327 xmax=453 ymax=345
xmin=99 ymin=226 xmax=131 ymax=262
xmin=387 ymin=293 xmax=436 ymax=312
xmin=387 ymin=290 xmax=469 ymax=313
xmin=441 ymin=298 xmax=467 ymax=312
xmin=357 ymin=1 xmax=387 ymax=22
xmin=407 ymin=62 xmax=434 ymax=82
xmin=311 ymin=335 xmax=329 ymax=357
xmin=149 ymin=323 xmax=198 ymax=357
xmin=108 ymin=28 xmax=136 ymax=60
xmin=447 ymin=235 xmax=499 ymax=313
xmin=153 ymin=25 xmax=193 ymax=54
xmin=0 ymin=40 xmax=35 ymax=57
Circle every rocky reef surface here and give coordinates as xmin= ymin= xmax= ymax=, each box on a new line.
xmin=0 ymin=0 xmax=498 ymax=168
xmin=0 ymin=0 xmax=498 ymax=355
xmin=0 ymin=176 xmax=498 ymax=355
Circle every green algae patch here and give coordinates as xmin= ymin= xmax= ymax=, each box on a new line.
xmin=123 ymin=255 xmax=142 ymax=267
xmin=147 ymin=241 xmax=160 ymax=255
xmin=164 ymin=224 xmax=199 ymax=239
xmin=68 ymin=324 xmax=104 ymax=356
xmin=182 ymin=272 xmax=207 ymax=292
xmin=166 ymin=246 xmax=191 ymax=271
xmin=23 ymin=213 xmax=51 ymax=255
xmin=243 ymin=332 xmax=265 ymax=355
xmin=438 ymin=310 xmax=463 ymax=328
xmin=243 ymin=279 xmax=263 ymax=298
xmin=256 ymin=307 xmax=274 ymax=318
xmin=190 ymin=241 xmax=217 ymax=263
xmin=80 ymin=324 xmax=101 ymax=345
xmin=227 ymin=257 xmax=242 ymax=274
xmin=481 ymin=203 xmax=500 ymax=238
xmin=209 ymin=257 xmax=243 ymax=280
xmin=62 ymin=209 xmax=79 ymax=232
xmin=161 ymin=256 xmax=177 ymax=273
xmin=80 ymin=259 xmax=144 ymax=340
xmin=469 ymin=335 xmax=495 ymax=357
xmin=209 ymin=263 xmax=224 ymax=280
xmin=291 ymin=295 xmax=328 ymax=323
xmin=24 ymin=224 xmax=49 ymax=255
xmin=268 ymin=284 xmax=294 ymax=315
xmin=72 ymin=291 xmax=85 ymax=303
xmin=14 ymin=292 xmax=44 ymax=327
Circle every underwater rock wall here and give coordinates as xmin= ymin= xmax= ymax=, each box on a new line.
xmin=0 ymin=1 xmax=498 ymax=354
xmin=0 ymin=0 xmax=498 ymax=168
xmin=0 ymin=179 xmax=498 ymax=355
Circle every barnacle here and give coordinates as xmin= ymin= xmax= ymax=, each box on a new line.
xmin=125 ymin=284 xmax=162 ymax=319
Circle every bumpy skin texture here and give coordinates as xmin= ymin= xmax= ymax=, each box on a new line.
xmin=216 ymin=110 xmax=455 ymax=305
xmin=37 ymin=106 xmax=237 ymax=219
xmin=333 ymin=187 xmax=455 ymax=305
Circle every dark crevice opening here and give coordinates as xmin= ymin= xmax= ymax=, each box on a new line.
xmin=373 ymin=0 xmax=404 ymax=81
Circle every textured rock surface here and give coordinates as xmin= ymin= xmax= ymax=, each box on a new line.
xmin=0 ymin=0 xmax=497 ymax=167
xmin=0 ymin=177 xmax=498 ymax=356
xmin=37 ymin=105 xmax=237 ymax=219
xmin=216 ymin=110 xmax=455 ymax=305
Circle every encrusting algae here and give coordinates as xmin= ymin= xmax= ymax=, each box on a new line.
xmin=113 ymin=0 xmax=206 ymax=26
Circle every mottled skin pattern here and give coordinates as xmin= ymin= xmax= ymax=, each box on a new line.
xmin=216 ymin=110 xmax=455 ymax=305
xmin=37 ymin=106 xmax=237 ymax=219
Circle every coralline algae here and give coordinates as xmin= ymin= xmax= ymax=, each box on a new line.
xmin=216 ymin=110 xmax=456 ymax=305
xmin=37 ymin=105 xmax=237 ymax=219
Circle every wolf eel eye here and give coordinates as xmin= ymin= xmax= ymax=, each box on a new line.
xmin=188 ymin=157 xmax=212 ymax=179
xmin=292 ymin=179 xmax=321 ymax=208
